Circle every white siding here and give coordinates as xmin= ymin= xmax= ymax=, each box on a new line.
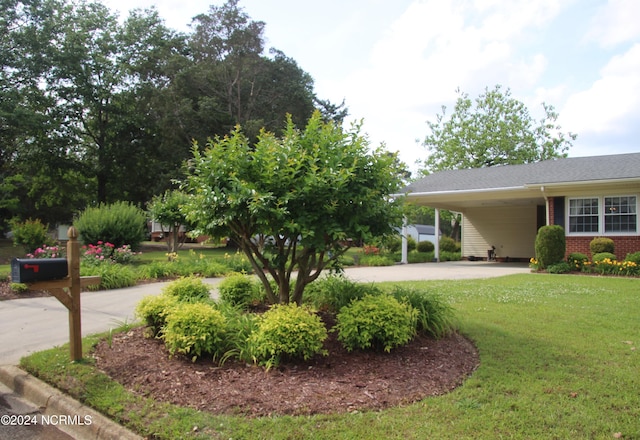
xmin=462 ymin=205 xmax=538 ymax=260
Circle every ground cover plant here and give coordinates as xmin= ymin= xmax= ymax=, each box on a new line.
xmin=18 ymin=274 xmax=640 ymax=439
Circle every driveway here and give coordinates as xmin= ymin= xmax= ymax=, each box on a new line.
xmin=0 ymin=261 xmax=529 ymax=364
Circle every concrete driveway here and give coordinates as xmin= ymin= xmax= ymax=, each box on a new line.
xmin=0 ymin=261 xmax=529 ymax=364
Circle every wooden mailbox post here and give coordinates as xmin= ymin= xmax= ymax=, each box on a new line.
xmin=25 ymin=227 xmax=101 ymax=361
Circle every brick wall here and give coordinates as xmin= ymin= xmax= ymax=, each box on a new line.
xmin=547 ymin=197 xmax=640 ymax=258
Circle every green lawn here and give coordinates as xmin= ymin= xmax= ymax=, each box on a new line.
xmin=18 ymin=274 xmax=640 ymax=439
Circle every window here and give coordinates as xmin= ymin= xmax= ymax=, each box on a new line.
xmin=568 ymin=198 xmax=599 ymax=233
xmin=605 ymin=196 xmax=637 ymax=233
xmin=567 ymin=196 xmax=637 ymax=234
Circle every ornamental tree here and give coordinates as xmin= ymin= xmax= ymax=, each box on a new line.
xmin=147 ymin=190 xmax=193 ymax=253
xmin=182 ymin=111 xmax=405 ymax=305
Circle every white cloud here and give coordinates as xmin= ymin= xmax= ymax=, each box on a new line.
xmin=586 ymin=0 xmax=640 ymax=47
xmin=561 ymin=44 xmax=640 ymax=137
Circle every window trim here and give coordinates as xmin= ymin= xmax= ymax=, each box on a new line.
xmin=566 ymin=195 xmax=638 ymax=236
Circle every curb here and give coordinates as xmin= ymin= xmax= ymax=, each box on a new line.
xmin=0 ymin=365 xmax=142 ymax=440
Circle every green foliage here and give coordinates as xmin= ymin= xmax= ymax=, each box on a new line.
xmin=75 ymin=202 xmax=146 ymax=250
xmin=10 ymin=282 xmax=28 ymax=293
xmin=625 ymin=251 xmax=640 ymax=264
xmin=406 ymin=236 xmax=417 ymax=252
xmin=163 ymin=302 xmax=227 ymax=361
xmin=147 ymin=190 xmax=192 ymax=253
xmin=589 ymin=237 xmax=615 ymax=255
xmin=534 ymin=225 xmax=566 ymax=269
xmin=80 ymin=263 xmax=138 ymax=290
xmin=248 ymin=304 xmax=328 ymax=369
xmin=407 ymin=251 xmax=434 ymax=263
xmin=217 ymin=274 xmax=258 ymax=309
xmin=213 ymin=302 xmax=259 ymax=365
xmin=420 ymin=85 xmax=574 ymax=173
xmin=359 ymin=254 xmax=395 ymax=266
xmin=135 ymin=294 xmax=180 ymax=336
xmin=417 ymin=240 xmax=435 ymax=253
xmin=567 ymin=252 xmax=589 ymax=271
xmin=335 ymin=294 xmax=418 ymax=352
xmin=161 ymin=276 xmax=211 ymax=302
xmin=439 ymin=251 xmax=462 ymax=261
xmin=592 ymin=252 xmax=617 ymax=263
xmin=304 ymin=275 xmax=383 ymax=312
xmin=9 ymin=218 xmax=53 ymax=253
xmin=439 ymin=236 xmax=458 ymax=252
xmin=390 ymin=286 xmax=455 ymax=338
xmin=182 ymin=111 xmax=406 ymax=305
xmin=546 ymin=261 xmax=572 ymax=274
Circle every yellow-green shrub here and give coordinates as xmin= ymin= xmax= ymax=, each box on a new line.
xmin=248 ymin=304 xmax=328 ymax=369
xmin=163 ymin=302 xmax=227 ymax=361
xmin=335 ymin=294 xmax=417 ymax=352
xmin=135 ymin=294 xmax=179 ymax=336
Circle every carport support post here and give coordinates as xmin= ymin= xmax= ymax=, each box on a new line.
xmin=67 ymin=226 xmax=82 ymax=361
xmin=434 ymin=208 xmax=440 ymax=262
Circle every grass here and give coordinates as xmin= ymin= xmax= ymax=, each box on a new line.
xmin=18 ymin=274 xmax=640 ymax=439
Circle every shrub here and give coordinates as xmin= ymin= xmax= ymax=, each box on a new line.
xmin=75 ymin=201 xmax=146 ymax=250
xmin=439 ymin=236 xmax=458 ymax=252
xmin=218 ymin=274 xmax=258 ymax=308
xmin=590 ymin=237 xmax=615 ymax=255
xmin=359 ymin=254 xmax=395 ymax=266
xmin=213 ymin=302 xmax=258 ymax=364
xmin=335 ymin=294 xmax=417 ymax=352
xmin=162 ymin=276 xmax=211 ymax=302
xmin=163 ymin=302 xmax=227 ymax=361
xmin=546 ymin=261 xmax=572 ymax=274
xmin=417 ymin=240 xmax=435 ymax=253
xmin=407 ymin=252 xmax=434 ymax=263
xmin=390 ymin=286 xmax=455 ymax=338
xmin=9 ymin=218 xmax=53 ymax=254
xmin=593 ymin=252 xmax=617 ymax=263
xmin=248 ymin=304 xmax=328 ymax=369
xmin=534 ymin=225 xmax=566 ymax=269
xmin=304 ymin=275 xmax=382 ymax=312
xmin=135 ymin=294 xmax=180 ymax=336
xmin=10 ymin=282 xmax=28 ymax=293
xmin=80 ymin=263 xmax=138 ymax=290
xmin=567 ymin=252 xmax=589 ymax=271
xmin=625 ymin=251 xmax=640 ymax=264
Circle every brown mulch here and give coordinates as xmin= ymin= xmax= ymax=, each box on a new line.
xmin=92 ymin=321 xmax=479 ymax=417
xmin=0 ymin=280 xmax=51 ymax=300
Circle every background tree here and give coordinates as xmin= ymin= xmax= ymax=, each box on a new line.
xmin=420 ymin=85 xmax=576 ymax=173
xmin=183 ymin=112 xmax=405 ymax=305
xmin=147 ymin=190 xmax=193 ymax=252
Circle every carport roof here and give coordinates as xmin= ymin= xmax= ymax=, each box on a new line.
xmin=402 ymin=152 xmax=640 ymax=194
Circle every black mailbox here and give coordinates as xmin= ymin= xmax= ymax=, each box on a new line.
xmin=11 ymin=258 xmax=68 ymax=283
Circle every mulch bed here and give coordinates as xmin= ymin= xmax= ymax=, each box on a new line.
xmin=92 ymin=322 xmax=479 ymax=417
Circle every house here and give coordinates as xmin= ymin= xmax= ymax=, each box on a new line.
xmin=395 ymin=224 xmax=442 ymax=247
xmin=400 ymin=152 xmax=640 ymax=261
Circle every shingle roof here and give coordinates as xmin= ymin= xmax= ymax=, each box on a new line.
xmin=403 ymin=152 xmax=640 ymax=194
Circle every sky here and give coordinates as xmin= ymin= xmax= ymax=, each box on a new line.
xmin=103 ymin=0 xmax=640 ymax=173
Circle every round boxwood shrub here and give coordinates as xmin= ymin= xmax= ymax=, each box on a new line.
xmin=590 ymin=237 xmax=615 ymax=255
xmin=593 ymin=252 xmax=617 ymax=263
xmin=439 ymin=236 xmax=458 ymax=252
xmin=248 ymin=304 xmax=328 ymax=369
xmin=625 ymin=251 xmax=640 ymax=264
xmin=417 ymin=240 xmax=435 ymax=253
xmin=75 ymin=201 xmax=146 ymax=250
xmin=534 ymin=225 xmax=566 ymax=269
xmin=162 ymin=276 xmax=211 ymax=302
xmin=567 ymin=252 xmax=589 ymax=271
xmin=335 ymin=294 xmax=418 ymax=352
xmin=163 ymin=302 xmax=227 ymax=361
xmin=217 ymin=273 xmax=258 ymax=309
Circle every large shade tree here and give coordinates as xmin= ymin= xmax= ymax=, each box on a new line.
xmin=183 ymin=112 xmax=406 ymax=305
xmin=420 ymin=85 xmax=576 ymax=173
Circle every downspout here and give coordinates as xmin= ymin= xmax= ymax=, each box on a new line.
xmin=401 ymin=217 xmax=408 ymax=264
xmin=541 ymin=186 xmax=549 ymax=225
